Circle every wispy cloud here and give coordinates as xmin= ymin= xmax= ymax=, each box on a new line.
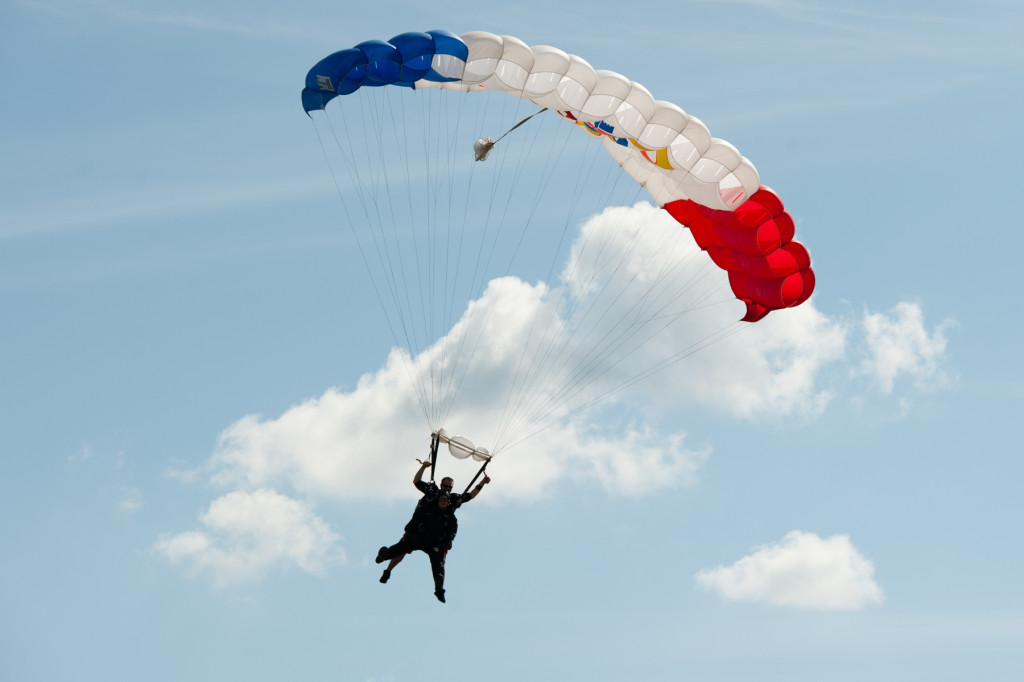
xmin=118 ymin=486 xmax=144 ymax=513
xmin=695 ymin=530 xmax=884 ymax=609
xmin=0 ymin=175 xmax=327 ymax=241
xmin=643 ymin=0 xmax=1022 ymax=127
xmin=16 ymin=0 xmax=309 ymax=42
xmin=857 ymin=301 xmax=956 ymax=394
xmin=68 ymin=445 xmax=93 ymax=463
xmin=691 ymin=0 xmax=1018 ymax=60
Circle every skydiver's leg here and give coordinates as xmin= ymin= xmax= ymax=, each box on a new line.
xmin=380 ymin=551 xmax=407 ymax=583
xmin=428 ymin=546 xmax=448 ymax=602
xmin=377 ymin=533 xmax=417 ymax=583
xmin=378 ymin=533 xmax=417 ymax=562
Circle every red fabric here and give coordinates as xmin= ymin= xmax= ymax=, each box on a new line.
xmin=663 ymin=186 xmax=815 ymax=322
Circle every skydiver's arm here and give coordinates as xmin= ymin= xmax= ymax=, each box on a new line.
xmin=467 ymin=475 xmax=491 ymax=500
xmin=413 ymin=458 xmax=431 ymax=486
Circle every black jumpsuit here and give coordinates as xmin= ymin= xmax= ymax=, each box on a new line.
xmin=380 ymin=481 xmax=468 ymax=591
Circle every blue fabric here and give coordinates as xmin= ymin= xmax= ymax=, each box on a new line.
xmin=301 ymin=48 xmax=368 ymax=111
xmin=422 ymin=29 xmax=468 ymax=82
xmin=355 ymin=40 xmax=402 ymax=87
xmin=302 ymin=30 xmax=468 ymax=112
xmin=389 ymin=32 xmax=436 ymax=83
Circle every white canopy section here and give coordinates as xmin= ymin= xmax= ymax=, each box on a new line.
xmin=418 ymin=31 xmax=760 ymax=211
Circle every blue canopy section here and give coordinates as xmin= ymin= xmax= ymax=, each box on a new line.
xmin=421 ymin=30 xmax=468 ymax=82
xmin=389 ymin=32 xmax=436 ymax=82
xmin=301 ymin=30 xmax=468 ymax=113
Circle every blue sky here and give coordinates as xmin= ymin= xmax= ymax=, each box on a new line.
xmin=2 ymin=1 xmax=1022 ymax=681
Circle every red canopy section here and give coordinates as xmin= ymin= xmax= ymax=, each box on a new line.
xmin=664 ymin=187 xmax=815 ymax=322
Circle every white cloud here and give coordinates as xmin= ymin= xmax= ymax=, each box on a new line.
xmin=192 ymin=203 xmax=955 ymax=506
xmin=858 ymin=301 xmax=955 ymax=393
xmin=638 ymin=300 xmax=846 ymax=420
xmin=695 ymin=530 xmax=884 ymax=610
xmin=154 ymin=489 xmax=344 ymax=587
xmin=163 ymin=459 xmax=203 ymax=484
xmin=118 ymin=487 xmax=144 ymax=513
xmin=156 ymin=204 xmax=956 ymax=585
xmin=201 ymin=203 xmax=846 ymax=503
xmin=206 ymin=375 xmax=709 ymax=504
xmin=68 ymin=445 xmax=92 ymax=463
xmin=551 ymin=204 xmax=847 ymax=422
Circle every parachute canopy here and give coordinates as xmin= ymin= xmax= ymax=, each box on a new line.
xmin=302 ymin=29 xmax=814 ymax=322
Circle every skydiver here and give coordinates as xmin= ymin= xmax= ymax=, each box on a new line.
xmin=375 ymin=457 xmax=491 ymax=603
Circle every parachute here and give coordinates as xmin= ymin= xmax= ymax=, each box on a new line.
xmin=302 ymin=30 xmax=814 ymax=452
xmin=302 ymin=30 xmax=814 ymax=322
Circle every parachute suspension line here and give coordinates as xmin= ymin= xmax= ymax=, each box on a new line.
xmin=499 ymin=318 xmax=751 ymax=453
xmin=515 ymin=263 xmax=722 ymax=436
xmin=433 ymin=89 xmax=480 ymax=428
xmin=337 ymin=92 xmax=454 ymax=428
xmin=442 ymin=89 xmax=498 ymax=428
xmin=451 ymin=90 xmax=483 ymax=294
xmin=357 ymin=92 xmax=432 ymax=387
xmin=426 ymin=89 xmax=453 ymax=428
xmin=337 ymin=88 xmax=485 ymax=431
xmin=375 ymin=89 xmax=428 ymax=372
xmin=494 ymin=156 xmax=682 ymax=452
xmin=407 ymin=88 xmax=450 ymax=426
xmin=511 ymin=248 xmax=723 ymax=446
xmin=426 ymin=89 xmax=507 ymax=427
xmin=494 ymin=103 xmax=556 ymax=268
xmin=427 ymin=89 xmax=467 ymax=427
xmin=395 ymin=87 xmax=442 ymax=426
xmin=310 ymin=112 xmax=433 ymax=426
xmin=434 ymin=90 xmax=482 ymax=428
xmin=436 ymin=100 xmax=580 ymax=428
xmin=389 ymin=87 xmax=476 ymax=430
xmin=535 ymin=150 xmax=637 ymax=342
xmin=428 ymin=90 xmax=449 ymax=391
xmin=491 ymin=133 xmax=631 ymax=449
xmin=317 ymin=81 xmax=746 ymax=455
xmin=349 ymin=94 xmax=418 ymax=354
xmin=394 ymin=89 xmax=433 ymax=370
xmin=322 ymin=106 xmax=411 ymax=349
xmin=558 ymin=176 xmax=646 ymax=326
xmin=387 ymin=90 xmax=439 ymax=378
xmin=432 ymin=94 xmax=560 ymax=427
xmin=471 ymin=93 xmax=527 ymax=286
xmin=363 ymin=88 xmax=541 ymax=432
xmin=496 ymin=274 xmax=728 ymax=454
xmin=492 ymin=170 xmax=736 ymax=453
xmin=445 ymin=91 xmax=475 ymax=338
